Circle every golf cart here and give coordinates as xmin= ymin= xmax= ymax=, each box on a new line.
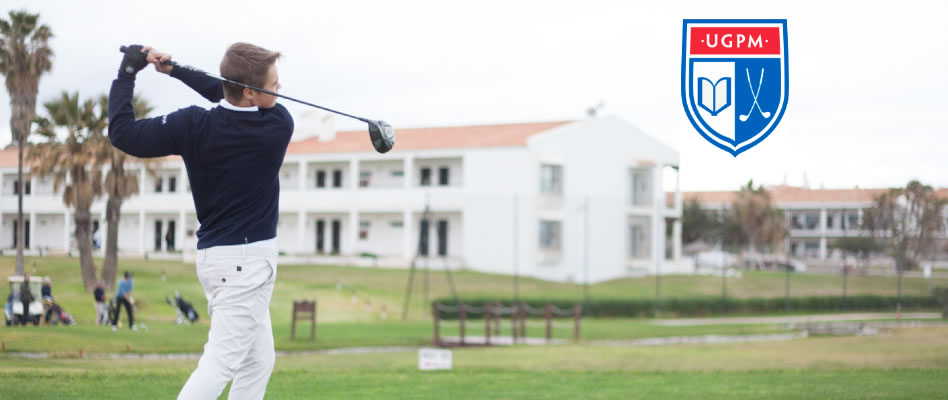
xmin=6 ymin=275 xmax=45 ymax=326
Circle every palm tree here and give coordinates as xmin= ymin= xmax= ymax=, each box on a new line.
xmin=29 ymin=91 xmax=107 ymax=291
xmin=865 ymin=180 xmax=947 ymax=313
xmin=97 ymin=95 xmax=154 ymax=289
xmin=730 ymin=180 xmax=786 ymax=267
xmin=0 ymin=10 xmax=53 ymax=275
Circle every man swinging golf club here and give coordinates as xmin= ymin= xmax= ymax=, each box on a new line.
xmin=109 ymin=43 xmax=293 ymax=399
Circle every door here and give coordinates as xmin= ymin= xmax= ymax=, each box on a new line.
xmin=316 ymin=220 xmax=325 ymax=253
xmin=331 ymin=220 xmax=341 ymax=254
xmin=154 ymin=220 xmax=163 ymax=251
xmin=167 ymin=220 xmax=176 ymax=251
xmin=419 ymin=219 xmax=430 ymax=256
xmin=437 ymin=220 xmax=448 ymax=256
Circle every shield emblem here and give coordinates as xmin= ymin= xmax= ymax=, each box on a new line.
xmin=682 ymin=19 xmax=788 ymax=156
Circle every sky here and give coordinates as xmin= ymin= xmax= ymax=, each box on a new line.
xmin=1 ymin=0 xmax=945 ymax=192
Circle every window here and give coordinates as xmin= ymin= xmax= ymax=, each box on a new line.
xmin=420 ymin=168 xmax=431 ymax=186
xmin=539 ymin=220 xmax=561 ymax=251
xmin=316 ymin=170 xmax=326 ymax=188
xmin=391 ymin=170 xmax=404 ymax=177
xmin=359 ymin=171 xmax=371 ymax=187
xmin=168 ymin=176 xmax=177 ymax=193
xmin=791 ymin=213 xmax=803 ymax=229
xmin=629 ymin=169 xmax=651 ymax=206
xmin=438 ymin=167 xmax=450 ymax=186
xmin=391 ymin=221 xmax=404 ymax=228
xmin=628 ymin=216 xmax=651 ymax=259
xmin=332 ymin=170 xmax=343 ymax=188
xmin=804 ymin=214 xmax=819 ymax=230
xmin=14 ymin=180 xmax=31 ymax=195
xmin=155 ymin=177 xmax=163 ymax=193
xmin=826 ymin=215 xmax=834 ymax=229
xmin=359 ymin=221 xmax=370 ymax=240
xmin=845 ymin=214 xmax=859 ymax=230
xmin=540 ymin=164 xmax=562 ymax=194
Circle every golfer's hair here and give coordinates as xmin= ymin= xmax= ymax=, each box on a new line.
xmin=220 ymin=42 xmax=282 ymax=103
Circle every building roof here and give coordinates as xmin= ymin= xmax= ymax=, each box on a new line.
xmin=0 ymin=120 xmax=576 ymax=168
xmin=678 ymin=184 xmax=948 ymax=206
xmin=287 ymin=120 xmax=575 ymax=154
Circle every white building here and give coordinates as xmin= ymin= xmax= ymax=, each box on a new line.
xmin=685 ymin=185 xmax=948 ymax=262
xmin=1 ymin=116 xmax=685 ymax=283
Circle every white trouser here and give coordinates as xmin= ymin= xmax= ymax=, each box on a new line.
xmin=95 ymin=301 xmax=108 ymax=325
xmin=178 ymin=241 xmax=278 ymax=400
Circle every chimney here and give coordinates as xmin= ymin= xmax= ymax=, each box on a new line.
xmin=292 ymin=110 xmax=336 ymax=143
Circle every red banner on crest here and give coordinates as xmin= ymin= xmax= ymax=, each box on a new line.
xmin=689 ymin=27 xmax=781 ymax=55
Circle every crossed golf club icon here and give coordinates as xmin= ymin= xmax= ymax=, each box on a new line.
xmin=739 ymin=68 xmax=771 ymax=122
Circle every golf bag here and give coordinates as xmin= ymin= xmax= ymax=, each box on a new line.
xmin=43 ymin=298 xmax=76 ymax=326
xmin=166 ymin=292 xmax=199 ymax=325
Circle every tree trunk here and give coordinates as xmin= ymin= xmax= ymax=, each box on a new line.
xmin=12 ymin=91 xmax=37 ymax=275
xmin=15 ymin=135 xmax=25 ymax=274
xmin=73 ymin=208 xmax=98 ymax=291
xmin=101 ymin=195 xmax=122 ymax=290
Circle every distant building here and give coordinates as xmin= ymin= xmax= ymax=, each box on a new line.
xmin=683 ymin=185 xmax=948 ymax=261
xmin=1 ymin=116 xmax=686 ymax=282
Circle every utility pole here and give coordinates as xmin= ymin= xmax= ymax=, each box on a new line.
xmin=583 ymin=196 xmax=590 ymax=307
xmin=785 ymin=213 xmax=791 ymax=313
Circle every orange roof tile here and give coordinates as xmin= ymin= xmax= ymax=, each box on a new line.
xmin=678 ymin=185 xmax=947 ymax=206
xmin=0 ymin=121 xmax=574 ymax=168
xmin=287 ymin=121 xmax=574 ymax=154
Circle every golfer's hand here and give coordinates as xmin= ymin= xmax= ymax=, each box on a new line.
xmin=143 ymin=46 xmax=173 ymax=75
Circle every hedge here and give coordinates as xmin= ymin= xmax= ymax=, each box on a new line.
xmin=432 ymin=295 xmax=940 ymax=319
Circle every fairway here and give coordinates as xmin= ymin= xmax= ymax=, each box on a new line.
xmin=3 ymin=327 xmax=948 ymax=399
xmin=3 ymin=256 xmax=947 ymax=399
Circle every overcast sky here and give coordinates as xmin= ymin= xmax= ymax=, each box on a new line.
xmin=2 ymin=0 xmax=945 ymax=192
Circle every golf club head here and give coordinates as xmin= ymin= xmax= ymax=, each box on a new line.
xmin=368 ymin=120 xmax=395 ymax=154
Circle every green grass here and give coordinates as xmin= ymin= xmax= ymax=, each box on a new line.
xmin=3 ymin=327 xmax=948 ymax=399
xmin=2 ymin=255 xmax=942 ymax=354
xmin=3 ymin=368 xmax=945 ymax=399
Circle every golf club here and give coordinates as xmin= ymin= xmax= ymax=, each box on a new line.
xmin=738 ymin=67 xmax=771 ymax=122
xmin=119 ymin=46 xmax=395 ymax=153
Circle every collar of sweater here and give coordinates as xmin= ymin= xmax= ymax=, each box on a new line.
xmin=220 ymin=98 xmax=259 ymax=112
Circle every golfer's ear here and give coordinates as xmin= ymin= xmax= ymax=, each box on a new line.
xmin=243 ymin=87 xmax=255 ymax=100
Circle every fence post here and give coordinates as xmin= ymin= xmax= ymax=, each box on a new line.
xmin=291 ymin=299 xmax=297 ymax=340
xmin=520 ymin=302 xmax=527 ymax=340
xmin=494 ymin=301 xmax=501 ymax=335
xmin=311 ymin=300 xmax=317 ymax=341
xmin=545 ymin=303 xmax=552 ymax=342
xmin=433 ymin=303 xmax=441 ymax=346
xmin=485 ymin=303 xmax=492 ymax=345
xmin=511 ymin=302 xmax=518 ymax=344
xmin=573 ymin=304 xmax=581 ymax=342
xmin=459 ymin=303 xmax=466 ymax=347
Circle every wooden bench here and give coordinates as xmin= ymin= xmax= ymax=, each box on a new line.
xmin=291 ymin=300 xmax=317 ymax=341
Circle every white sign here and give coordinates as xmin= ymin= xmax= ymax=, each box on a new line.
xmin=924 ymin=264 xmax=932 ymax=279
xmin=418 ymin=348 xmax=452 ymax=371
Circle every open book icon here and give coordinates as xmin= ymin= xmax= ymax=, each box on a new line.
xmin=697 ymin=77 xmax=731 ymax=116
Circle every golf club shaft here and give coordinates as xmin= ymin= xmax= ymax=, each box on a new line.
xmin=119 ymin=46 xmax=370 ymax=124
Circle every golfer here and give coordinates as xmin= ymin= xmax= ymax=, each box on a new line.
xmin=108 ymin=43 xmax=292 ymax=399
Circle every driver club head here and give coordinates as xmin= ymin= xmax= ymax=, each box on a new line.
xmin=368 ymin=120 xmax=395 ymax=154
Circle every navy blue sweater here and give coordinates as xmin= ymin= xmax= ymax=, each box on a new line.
xmin=108 ymin=68 xmax=294 ymax=249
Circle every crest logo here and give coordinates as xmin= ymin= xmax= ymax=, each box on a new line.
xmin=682 ymin=19 xmax=788 ymax=156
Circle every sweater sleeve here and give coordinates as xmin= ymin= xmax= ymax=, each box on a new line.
xmin=170 ymin=66 xmax=224 ymax=103
xmin=108 ymin=77 xmax=195 ymax=157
